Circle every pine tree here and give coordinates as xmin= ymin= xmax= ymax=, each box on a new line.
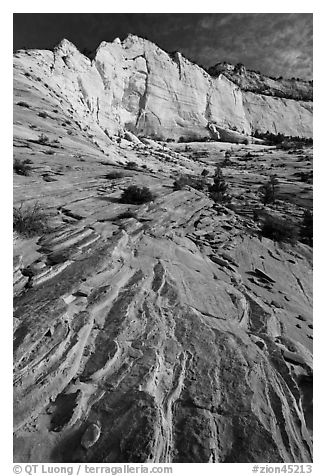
xmin=300 ymin=209 xmax=313 ymax=246
xmin=260 ymin=175 xmax=279 ymax=205
xmin=209 ymin=166 xmax=229 ymax=202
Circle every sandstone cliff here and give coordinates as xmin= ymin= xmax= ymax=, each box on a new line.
xmin=13 ymin=35 xmax=313 ymax=141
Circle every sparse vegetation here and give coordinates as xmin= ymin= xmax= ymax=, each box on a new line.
xmin=261 ymin=215 xmax=299 ymax=244
xmin=253 ymin=130 xmax=313 ymax=147
xmin=13 ymin=202 xmax=51 ymax=237
xmin=104 ymin=171 xmax=125 ymax=180
xmin=38 ymin=112 xmax=48 ymax=119
xmin=173 ymin=174 xmax=206 ymax=191
xmin=120 ymin=186 xmax=154 ymax=204
xmin=13 ymin=158 xmax=32 ymax=176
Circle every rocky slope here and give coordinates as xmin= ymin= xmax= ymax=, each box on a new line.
xmin=13 ymin=40 xmax=313 ymax=463
xmin=209 ymin=62 xmax=312 ymax=101
xmin=14 ymin=35 xmax=313 ymax=142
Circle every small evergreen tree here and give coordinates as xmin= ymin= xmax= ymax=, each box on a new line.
xmin=300 ymin=209 xmax=313 ymax=246
xmin=260 ymin=175 xmax=279 ymax=205
xmin=209 ymin=166 xmax=229 ymax=202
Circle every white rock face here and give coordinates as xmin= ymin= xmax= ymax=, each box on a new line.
xmin=14 ymin=35 xmax=312 ymax=139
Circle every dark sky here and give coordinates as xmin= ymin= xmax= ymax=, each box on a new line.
xmin=13 ymin=13 xmax=313 ymax=80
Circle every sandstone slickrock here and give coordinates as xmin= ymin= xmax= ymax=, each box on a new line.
xmin=13 ymin=37 xmax=313 ymax=464
xmin=13 ymin=187 xmax=313 ymax=462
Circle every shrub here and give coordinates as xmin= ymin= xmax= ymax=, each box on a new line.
xmin=222 ymin=158 xmax=232 ymax=167
xmin=300 ymin=209 xmax=313 ymax=246
xmin=104 ymin=171 xmax=125 ymax=180
xmin=13 ymin=202 xmax=50 ymax=237
xmin=125 ymin=161 xmax=138 ymax=170
xmin=13 ymin=158 xmax=32 ymax=176
xmin=17 ymin=101 xmax=30 ymax=108
xmin=115 ymin=211 xmax=137 ymax=220
xmin=38 ymin=133 xmax=50 ymax=145
xmin=38 ymin=111 xmax=48 ymax=118
xmin=173 ymin=175 xmax=206 ymax=191
xmin=120 ymin=186 xmax=154 ymax=204
xmin=260 ymin=175 xmax=279 ymax=205
xmin=261 ymin=215 xmax=299 ymax=244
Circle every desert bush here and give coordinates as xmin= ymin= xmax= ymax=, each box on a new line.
xmin=38 ymin=133 xmax=50 ymax=145
xmin=17 ymin=101 xmax=30 ymax=108
xmin=13 ymin=202 xmax=50 ymax=237
xmin=221 ymin=157 xmax=232 ymax=167
xmin=261 ymin=215 xmax=298 ymax=244
xmin=13 ymin=158 xmax=32 ymax=176
xmin=104 ymin=171 xmax=125 ymax=180
xmin=115 ymin=211 xmax=137 ymax=220
xmin=120 ymin=186 xmax=154 ymax=204
xmin=125 ymin=161 xmax=138 ymax=170
xmin=173 ymin=175 xmax=206 ymax=191
xmin=300 ymin=209 xmax=313 ymax=246
xmin=38 ymin=111 xmax=48 ymax=118
xmin=260 ymin=175 xmax=279 ymax=205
